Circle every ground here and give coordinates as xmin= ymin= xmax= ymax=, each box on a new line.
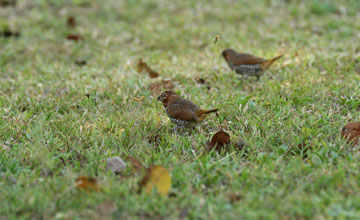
xmin=1 ymin=0 xmax=360 ymax=219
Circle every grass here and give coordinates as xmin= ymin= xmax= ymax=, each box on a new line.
xmin=1 ymin=0 xmax=360 ymax=219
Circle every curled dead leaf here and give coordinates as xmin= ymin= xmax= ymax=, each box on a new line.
xmin=341 ymin=122 xmax=360 ymax=145
xmin=136 ymin=59 xmax=159 ymax=78
xmin=126 ymin=156 xmax=145 ymax=173
xmin=139 ymin=165 xmax=171 ymax=196
xmin=75 ymin=176 xmax=101 ymax=192
xmin=206 ymin=130 xmax=231 ymax=152
xmin=132 ymin=96 xmax=144 ymax=102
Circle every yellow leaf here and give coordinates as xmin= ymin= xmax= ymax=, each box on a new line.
xmin=132 ymin=96 xmax=144 ymax=102
xmin=75 ymin=176 xmax=102 ymax=192
xmin=139 ymin=165 xmax=171 ymax=196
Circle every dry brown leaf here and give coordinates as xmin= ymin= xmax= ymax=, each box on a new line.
xmin=139 ymin=165 xmax=171 ymax=196
xmin=67 ymin=34 xmax=83 ymax=42
xmin=206 ymin=130 xmax=231 ymax=151
xmin=75 ymin=176 xmax=101 ymax=192
xmin=136 ymin=59 xmax=159 ymax=78
xmin=132 ymin=96 xmax=144 ymax=102
xmin=341 ymin=122 xmax=360 ymax=145
xmin=126 ymin=156 xmax=145 ymax=173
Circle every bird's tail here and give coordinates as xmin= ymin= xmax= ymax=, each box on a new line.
xmin=261 ymin=54 xmax=283 ymax=70
xmin=201 ymin=108 xmax=218 ymax=114
xmin=197 ymin=108 xmax=219 ymax=120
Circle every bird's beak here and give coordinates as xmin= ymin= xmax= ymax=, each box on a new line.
xmin=156 ymin=95 xmax=161 ymax=101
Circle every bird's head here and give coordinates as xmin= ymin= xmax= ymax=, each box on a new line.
xmin=221 ymin=48 xmax=236 ymax=61
xmin=157 ymin=90 xmax=179 ymax=107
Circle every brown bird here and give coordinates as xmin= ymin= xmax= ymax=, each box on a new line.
xmin=341 ymin=122 xmax=360 ymax=145
xmin=157 ymin=91 xmax=218 ymax=130
xmin=222 ymin=48 xmax=283 ymax=81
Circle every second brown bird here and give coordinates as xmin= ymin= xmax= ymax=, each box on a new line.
xmin=222 ymin=48 xmax=283 ymax=81
xmin=157 ymin=91 xmax=218 ymax=129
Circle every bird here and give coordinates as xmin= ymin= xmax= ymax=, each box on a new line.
xmin=341 ymin=122 xmax=360 ymax=145
xmin=221 ymin=48 xmax=283 ymax=81
xmin=157 ymin=91 xmax=218 ymax=130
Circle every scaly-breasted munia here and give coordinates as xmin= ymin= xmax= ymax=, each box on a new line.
xmin=222 ymin=48 xmax=283 ymax=81
xmin=157 ymin=91 xmax=218 ymax=129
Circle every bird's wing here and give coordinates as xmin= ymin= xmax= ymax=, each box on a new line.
xmin=166 ymin=104 xmax=197 ymax=121
xmin=231 ymin=53 xmax=267 ymax=65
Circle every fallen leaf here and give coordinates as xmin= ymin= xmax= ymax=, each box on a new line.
xmin=66 ymin=34 xmax=83 ymax=42
xmin=341 ymin=122 xmax=360 ymax=145
xmin=136 ymin=59 xmax=159 ymax=78
xmin=75 ymin=60 xmax=87 ymax=66
xmin=0 ymin=30 xmax=20 ymax=38
xmin=66 ymin=16 xmax=76 ymax=28
xmin=125 ymin=156 xmax=145 ymax=173
xmin=106 ymin=157 xmax=126 ymax=174
xmin=132 ymin=96 xmax=144 ymax=102
xmin=206 ymin=130 xmax=231 ymax=151
xmin=139 ymin=165 xmax=171 ymax=196
xmin=75 ymin=176 xmax=101 ymax=192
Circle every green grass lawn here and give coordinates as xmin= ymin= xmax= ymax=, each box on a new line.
xmin=1 ymin=0 xmax=360 ymax=219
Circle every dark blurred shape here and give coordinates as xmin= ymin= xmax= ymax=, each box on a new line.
xmin=0 ymin=0 xmax=16 ymax=7
xmin=67 ymin=16 xmax=76 ymax=28
xmin=0 ymin=30 xmax=20 ymax=38
xmin=66 ymin=34 xmax=83 ymax=42
xmin=75 ymin=60 xmax=87 ymax=66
